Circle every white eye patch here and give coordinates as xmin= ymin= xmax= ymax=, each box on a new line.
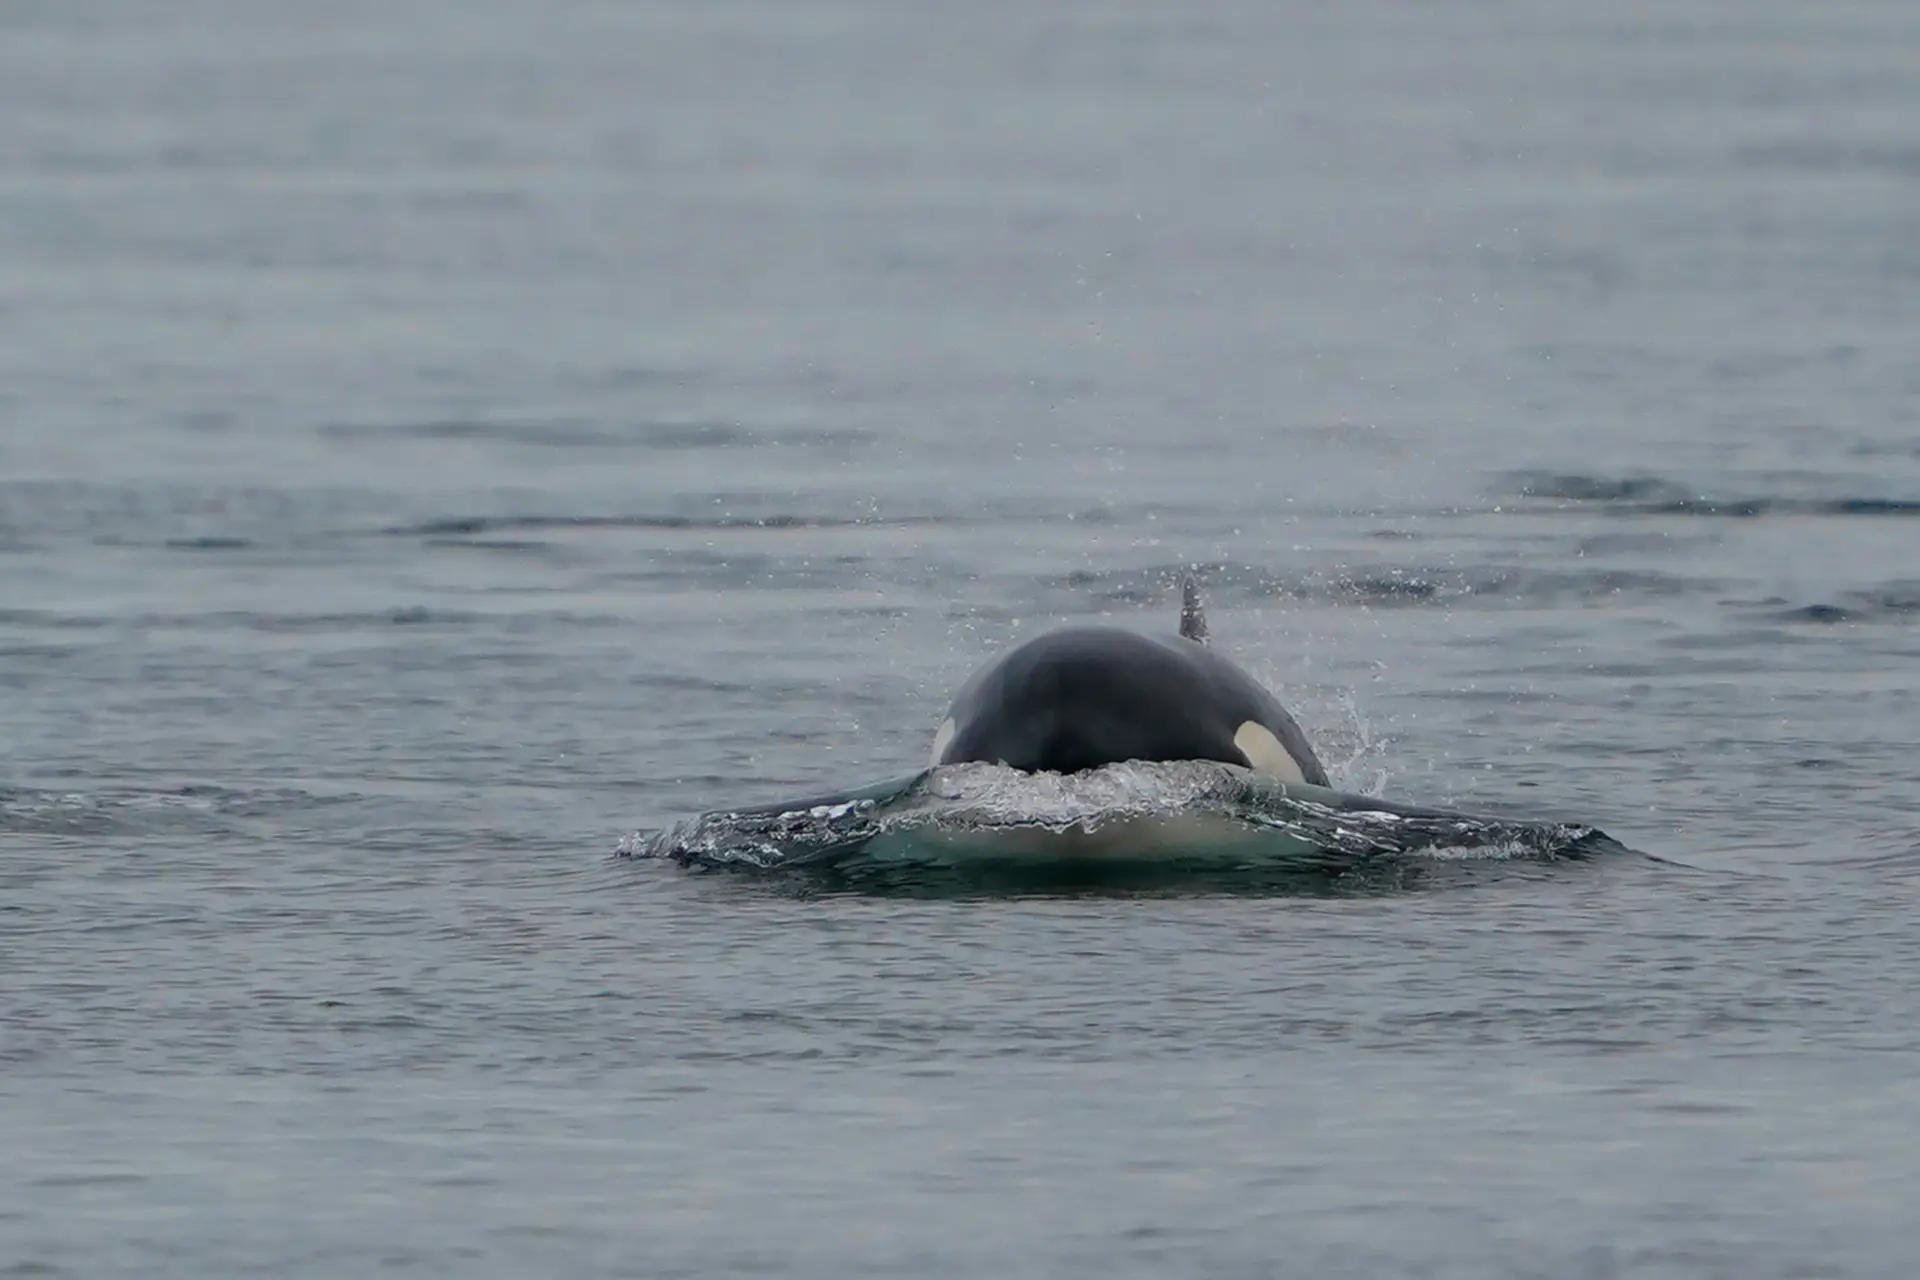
xmin=929 ymin=717 xmax=956 ymax=767
xmin=1232 ymin=720 xmax=1307 ymax=784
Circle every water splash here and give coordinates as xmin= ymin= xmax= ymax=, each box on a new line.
xmin=620 ymin=763 xmax=1621 ymax=893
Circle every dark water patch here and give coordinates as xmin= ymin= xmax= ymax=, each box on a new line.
xmin=1735 ymin=140 xmax=1920 ymax=177
xmin=642 ymin=422 xmax=876 ymax=451
xmin=381 ymin=499 xmax=1155 ymax=541
xmin=383 ymin=511 xmax=958 ymax=538
xmin=3 ymin=606 xmax=499 ymax=634
xmin=1762 ymin=585 xmax=1920 ymax=625
xmin=1050 ymin=561 xmax=1462 ymax=610
xmin=1615 ymin=494 xmax=1920 ymax=519
xmin=1849 ymin=438 xmax=1920 ymax=460
xmin=1868 ymin=586 xmax=1920 ymax=617
xmin=630 ymin=422 xmax=758 ymax=450
xmin=162 ymin=536 xmax=254 ymax=551
xmin=1047 ymin=561 xmax=1707 ymax=613
xmin=1503 ymin=471 xmax=1695 ymax=504
xmin=1833 ymin=844 xmax=1920 ymax=877
xmin=318 ymin=418 xmax=878 ymax=451
xmin=101 ymin=606 xmax=483 ymax=634
xmin=1817 ymin=498 xmax=1920 ymax=517
xmin=421 ymin=536 xmax=579 ymax=559
xmin=318 ymin=419 xmax=627 ymax=448
xmin=26 ymin=1172 xmax=147 ymax=1190
xmin=0 ymin=609 xmax=114 ymax=631
xmin=0 ymin=644 xmax=86 ymax=667
xmin=0 ymin=480 xmax=396 ymax=547
xmin=1781 ymin=603 xmax=1858 ymax=624
xmin=1496 ymin=473 xmax=1920 ymax=520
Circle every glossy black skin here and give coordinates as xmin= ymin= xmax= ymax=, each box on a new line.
xmin=935 ymin=626 xmax=1330 ymax=785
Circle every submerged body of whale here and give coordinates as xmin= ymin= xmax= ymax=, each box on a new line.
xmin=929 ymin=578 xmax=1329 ymax=786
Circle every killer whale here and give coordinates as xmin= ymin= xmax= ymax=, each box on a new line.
xmin=929 ymin=577 xmax=1330 ymax=786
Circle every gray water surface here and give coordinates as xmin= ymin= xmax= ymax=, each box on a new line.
xmin=5 ymin=2 xmax=1920 ymax=1276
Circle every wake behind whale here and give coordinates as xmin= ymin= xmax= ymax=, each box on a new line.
xmin=623 ymin=577 xmax=1627 ymax=892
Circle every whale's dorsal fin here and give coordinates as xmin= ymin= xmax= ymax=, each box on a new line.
xmin=1179 ymin=572 xmax=1209 ymax=644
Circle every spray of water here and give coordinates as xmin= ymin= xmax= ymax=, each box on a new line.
xmin=621 ymin=761 xmax=1619 ymax=887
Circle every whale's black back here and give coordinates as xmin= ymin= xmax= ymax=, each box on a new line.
xmin=936 ymin=625 xmax=1329 ymax=785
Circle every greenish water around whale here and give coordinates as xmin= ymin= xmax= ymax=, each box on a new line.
xmin=6 ymin=1 xmax=1920 ymax=1277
